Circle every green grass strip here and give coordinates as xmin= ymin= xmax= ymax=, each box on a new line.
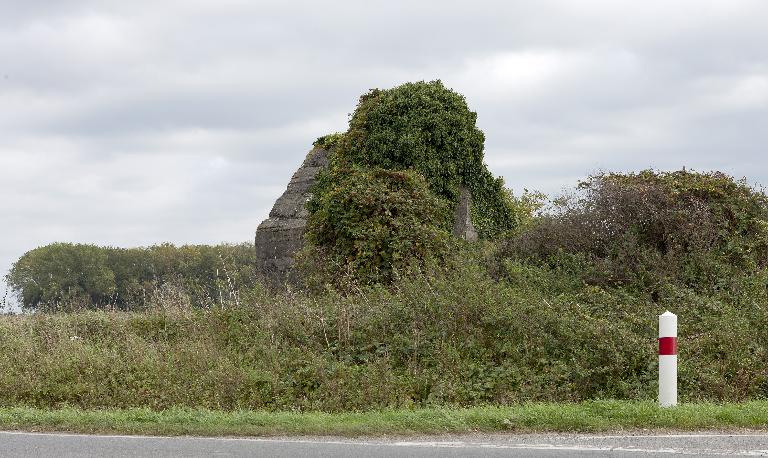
xmin=0 ymin=401 xmax=767 ymax=437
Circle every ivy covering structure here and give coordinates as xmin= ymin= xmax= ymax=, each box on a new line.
xmin=303 ymin=80 xmax=520 ymax=286
xmin=324 ymin=80 xmax=518 ymax=238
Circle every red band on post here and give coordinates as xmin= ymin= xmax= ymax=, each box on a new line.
xmin=659 ymin=337 xmax=677 ymax=355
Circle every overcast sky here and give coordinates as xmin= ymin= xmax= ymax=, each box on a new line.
xmin=2 ymin=0 xmax=767 ymax=307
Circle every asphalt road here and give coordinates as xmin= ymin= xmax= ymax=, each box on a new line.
xmin=1 ymin=431 xmax=767 ymax=457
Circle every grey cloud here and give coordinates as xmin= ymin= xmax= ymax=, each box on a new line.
xmin=2 ymin=0 xmax=768 ymax=309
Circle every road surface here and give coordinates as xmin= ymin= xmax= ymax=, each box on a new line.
xmin=1 ymin=431 xmax=767 ymax=457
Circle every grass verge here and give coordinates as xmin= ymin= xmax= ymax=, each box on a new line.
xmin=1 ymin=401 xmax=767 ymax=437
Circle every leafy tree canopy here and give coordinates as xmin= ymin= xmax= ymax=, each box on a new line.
xmin=6 ymin=243 xmax=256 ymax=312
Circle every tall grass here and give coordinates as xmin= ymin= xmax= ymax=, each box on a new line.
xmin=0 ymin=261 xmax=765 ymax=412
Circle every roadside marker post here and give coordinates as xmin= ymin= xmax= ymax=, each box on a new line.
xmin=659 ymin=310 xmax=678 ymax=407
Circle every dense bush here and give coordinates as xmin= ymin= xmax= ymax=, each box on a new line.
xmin=304 ymin=81 xmax=521 ymax=285
xmin=327 ymin=80 xmax=518 ymax=238
xmin=300 ymin=167 xmax=452 ymax=287
xmin=499 ymin=170 xmax=768 ymax=295
xmin=0 ymin=259 xmax=765 ymax=411
xmin=6 ymin=243 xmax=257 ymax=312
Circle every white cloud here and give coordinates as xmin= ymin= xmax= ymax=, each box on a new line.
xmin=455 ymin=48 xmax=642 ymax=102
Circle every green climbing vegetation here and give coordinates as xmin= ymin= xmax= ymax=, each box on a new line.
xmin=305 ymin=81 xmax=522 ymax=286
xmin=299 ymin=166 xmax=452 ymax=286
xmin=327 ymin=80 xmax=518 ymax=237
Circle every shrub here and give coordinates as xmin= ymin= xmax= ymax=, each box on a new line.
xmin=500 ymin=170 xmax=768 ymax=294
xmin=299 ymin=166 xmax=452 ymax=288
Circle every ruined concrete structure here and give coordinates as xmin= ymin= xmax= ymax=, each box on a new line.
xmin=452 ymin=186 xmax=478 ymax=242
xmin=254 ymin=146 xmax=329 ymax=286
xmin=255 ymin=146 xmax=479 ymax=286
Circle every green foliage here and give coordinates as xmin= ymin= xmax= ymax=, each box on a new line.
xmin=505 ymin=189 xmax=548 ymax=232
xmin=4 ymin=169 xmax=766 ymax=412
xmin=303 ymin=81 xmax=523 ymax=286
xmin=312 ymin=132 xmax=344 ymax=150
xmin=6 ymin=243 xmax=116 ymax=311
xmin=501 ymin=170 xmax=768 ymax=295
xmin=0 ymin=258 xmax=766 ymax=412
xmin=6 ymin=243 xmax=257 ymax=312
xmin=329 ymin=80 xmax=517 ymax=238
xmin=300 ymin=166 xmax=452 ymax=287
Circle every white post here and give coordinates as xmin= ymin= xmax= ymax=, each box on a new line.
xmin=658 ymin=310 xmax=678 ymax=407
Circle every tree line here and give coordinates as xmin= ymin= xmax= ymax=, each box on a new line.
xmin=5 ymin=243 xmax=257 ymax=312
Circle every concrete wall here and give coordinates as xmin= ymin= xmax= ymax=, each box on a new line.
xmin=254 ymin=146 xmax=328 ymax=286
